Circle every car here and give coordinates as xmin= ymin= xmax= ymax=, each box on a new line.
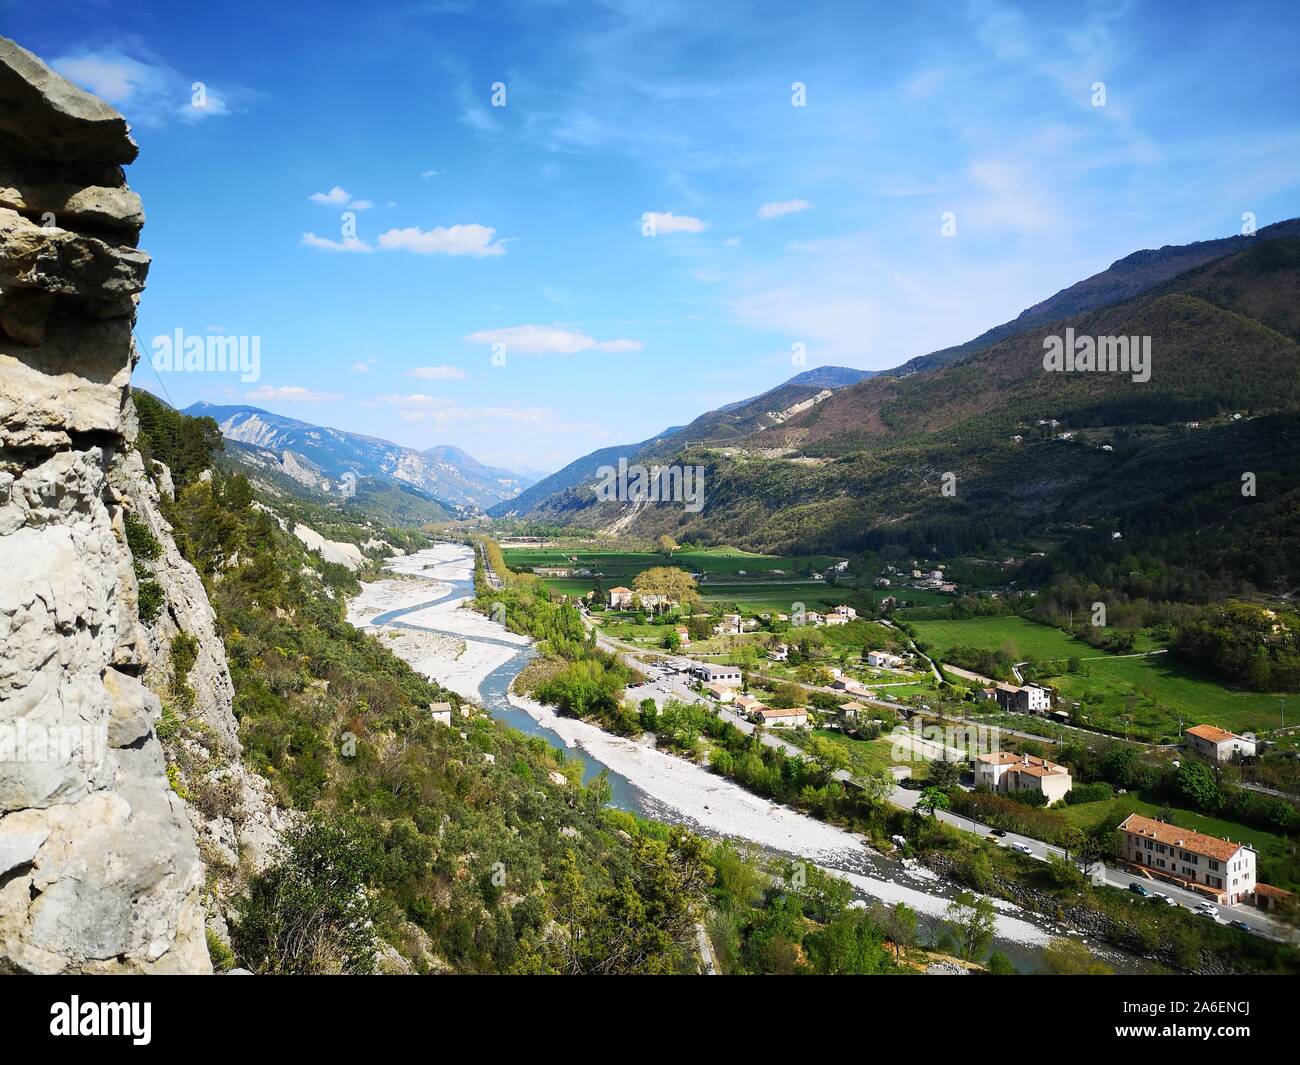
xmin=1195 ymin=901 xmax=1219 ymax=916
xmin=990 ymin=829 xmax=1007 ymax=837
xmin=1197 ymin=909 xmax=1219 ymax=922
xmin=1011 ymin=842 xmax=1034 ymax=855
xmin=1156 ymin=894 xmax=1177 ymax=906
xmin=1128 ymin=882 xmax=1155 ymax=898
xmin=1229 ymin=919 xmax=1253 ymax=932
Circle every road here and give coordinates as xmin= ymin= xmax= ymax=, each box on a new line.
xmin=594 ymin=619 xmax=1296 ymax=944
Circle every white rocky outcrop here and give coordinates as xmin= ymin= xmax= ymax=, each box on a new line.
xmin=0 ymin=35 xmax=232 ymax=973
xmin=294 ymin=522 xmax=365 ymax=570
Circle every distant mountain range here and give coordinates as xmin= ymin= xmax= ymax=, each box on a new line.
xmin=487 ymin=365 xmax=874 ymax=518
xmin=493 ymin=221 xmax=1300 ymax=593
xmin=183 ymin=402 xmax=539 ymax=510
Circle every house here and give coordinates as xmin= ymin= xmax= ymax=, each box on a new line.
xmin=823 ymin=613 xmax=848 ymax=626
xmin=1184 ymin=724 xmax=1257 ymax=763
xmin=834 ymin=605 xmax=857 ymax=620
xmin=754 ymin=706 xmax=808 ymax=728
xmin=1119 ymin=814 xmax=1256 ymax=905
xmin=838 ymin=700 xmax=867 ymax=720
xmin=865 ymin=651 xmax=905 ymax=669
xmin=674 ymin=625 xmax=690 ymax=647
xmin=703 ymin=682 xmax=735 ymax=702
xmin=733 ymin=694 xmax=765 ymax=715
xmin=1252 ymin=883 xmax=1295 ymax=913
xmin=831 ymin=677 xmax=872 ymax=697
xmin=879 ymin=596 xmax=897 ymax=611
xmin=993 ymin=682 xmax=1052 ymax=714
xmin=874 ymin=577 xmax=891 ymax=588
xmin=974 ymin=751 xmax=1072 ymax=805
xmin=713 ymin=612 xmax=743 ymax=636
xmin=691 ymin=663 xmax=743 ymax=687
xmin=429 ymin=702 xmax=453 ymax=726
xmin=608 ymin=586 xmax=634 ymax=609
xmin=804 ymin=610 xmax=825 ymax=626
xmin=767 ymin=643 xmax=789 ymax=662
xmin=533 ymin=566 xmax=571 ymax=577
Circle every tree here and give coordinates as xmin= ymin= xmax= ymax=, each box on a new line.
xmin=1173 ymin=759 xmax=1222 ymax=811
xmin=917 ymin=786 xmax=951 ymax=819
xmin=927 ymin=757 xmax=961 ymax=790
xmin=878 ymin=901 xmax=917 ymax=961
xmin=634 ymin=565 xmax=699 ymax=606
xmin=656 ymin=534 xmax=679 ymax=557
xmin=945 ymin=891 xmax=996 ymax=961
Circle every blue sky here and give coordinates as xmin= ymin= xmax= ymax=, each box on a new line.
xmin=7 ymin=0 xmax=1299 ymax=472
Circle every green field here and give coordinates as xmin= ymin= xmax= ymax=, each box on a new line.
xmin=502 ymin=545 xmax=842 ymax=579
xmin=913 ymin=616 xmax=1289 ymax=741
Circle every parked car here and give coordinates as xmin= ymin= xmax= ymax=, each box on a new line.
xmin=1229 ymin=919 xmax=1253 ymax=932
xmin=1197 ymin=909 xmax=1219 ymax=921
xmin=990 ymin=829 xmax=1007 ymax=837
xmin=1011 ymin=842 xmax=1034 ymax=855
xmin=1195 ymin=901 xmax=1219 ymax=916
xmin=1128 ymin=882 xmax=1155 ymax=898
xmin=1155 ymin=893 xmax=1177 ymax=906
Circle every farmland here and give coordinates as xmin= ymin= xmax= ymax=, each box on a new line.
xmin=502 ymin=545 xmax=950 ymax=610
xmin=912 ymin=615 xmax=1290 ymax=742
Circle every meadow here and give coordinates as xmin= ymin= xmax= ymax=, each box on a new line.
xmin=913 ymin=615 xmax=1290 ymax=741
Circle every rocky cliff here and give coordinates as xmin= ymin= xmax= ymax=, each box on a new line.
xmin=0 ymin=35 xmax=276 ymax=973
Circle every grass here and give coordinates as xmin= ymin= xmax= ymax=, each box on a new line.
xmin=912 ymin=616 xmax=1291 ymax=742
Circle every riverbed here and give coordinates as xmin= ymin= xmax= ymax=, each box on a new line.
xmin=348 ymin=543 xmax=1143 ymax=972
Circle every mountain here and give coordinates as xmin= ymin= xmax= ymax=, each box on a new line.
xmin=504 ymin=232 xmax=1300 ymax=592
xmin=486 ymin=364 xmax=870 ymax=518
xmin=184 ymin=402 xmax=537 ymax=510
xmin=886 ymin=217 xmax=1300 ymax=379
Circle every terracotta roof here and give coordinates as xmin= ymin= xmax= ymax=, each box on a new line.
xmin=975 ymin=752 xmax=1064 ymax=771
xmin=1254 ymin=883 xmax=1295 ymax=900
xmin=609 ymin=586 xmax=632 ymax=593
xmin=1186 ymin=723 xmax=1242 ymax=743
xmin=757 ymin=707 xmax=806 ymax=718
xmin=1119 ymin=814 xmax=1244 ymax=862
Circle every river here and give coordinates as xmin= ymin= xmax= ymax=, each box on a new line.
xmin=349 ymin=544 xmax=1147 ymax=973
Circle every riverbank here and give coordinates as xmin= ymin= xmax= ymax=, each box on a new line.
xmin=343 ymin=544 xmax=1080 ymax=957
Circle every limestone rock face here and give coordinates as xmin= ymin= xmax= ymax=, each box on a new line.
xmin=0 ymin=35 xmax=208 ymax=974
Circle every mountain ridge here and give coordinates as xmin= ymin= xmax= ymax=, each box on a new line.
xmin=184 ymin=401 xmax=537 ymax=510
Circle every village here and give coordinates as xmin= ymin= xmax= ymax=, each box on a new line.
xmin=577 ymin=576 xmax=1291 ymax=921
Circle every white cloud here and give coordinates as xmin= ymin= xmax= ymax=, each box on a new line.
xmin=309 ymin=186 xmax=351 ymax=206
xmin=300 ymin=232 xmax=372 ymax=253
xmin=352 ymin=358 xmax=375 ymax=373
xmin=643 ymin=211 xmax=707 ymax=234
xmin=407 ymin=365 xmax=468 ymax=380
xmin=464 ymin=324 xmax=642 ymax=355
xmin=757 ymin=199 xmax=812 ymax=220
xmin=246 ymin=385 xmax=344 ymax=403
xmin=51 ymin=49 xmax=249 ymax=127
xmin=376 ymin=224 xmax=507 ymax=257
xmin=308 ymin=186 xmax=373 ymax=210
xmin=420 ymin=169 xmax=442 ymax=179
xmin=722 ymin=237 xmax=742 ymax=247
